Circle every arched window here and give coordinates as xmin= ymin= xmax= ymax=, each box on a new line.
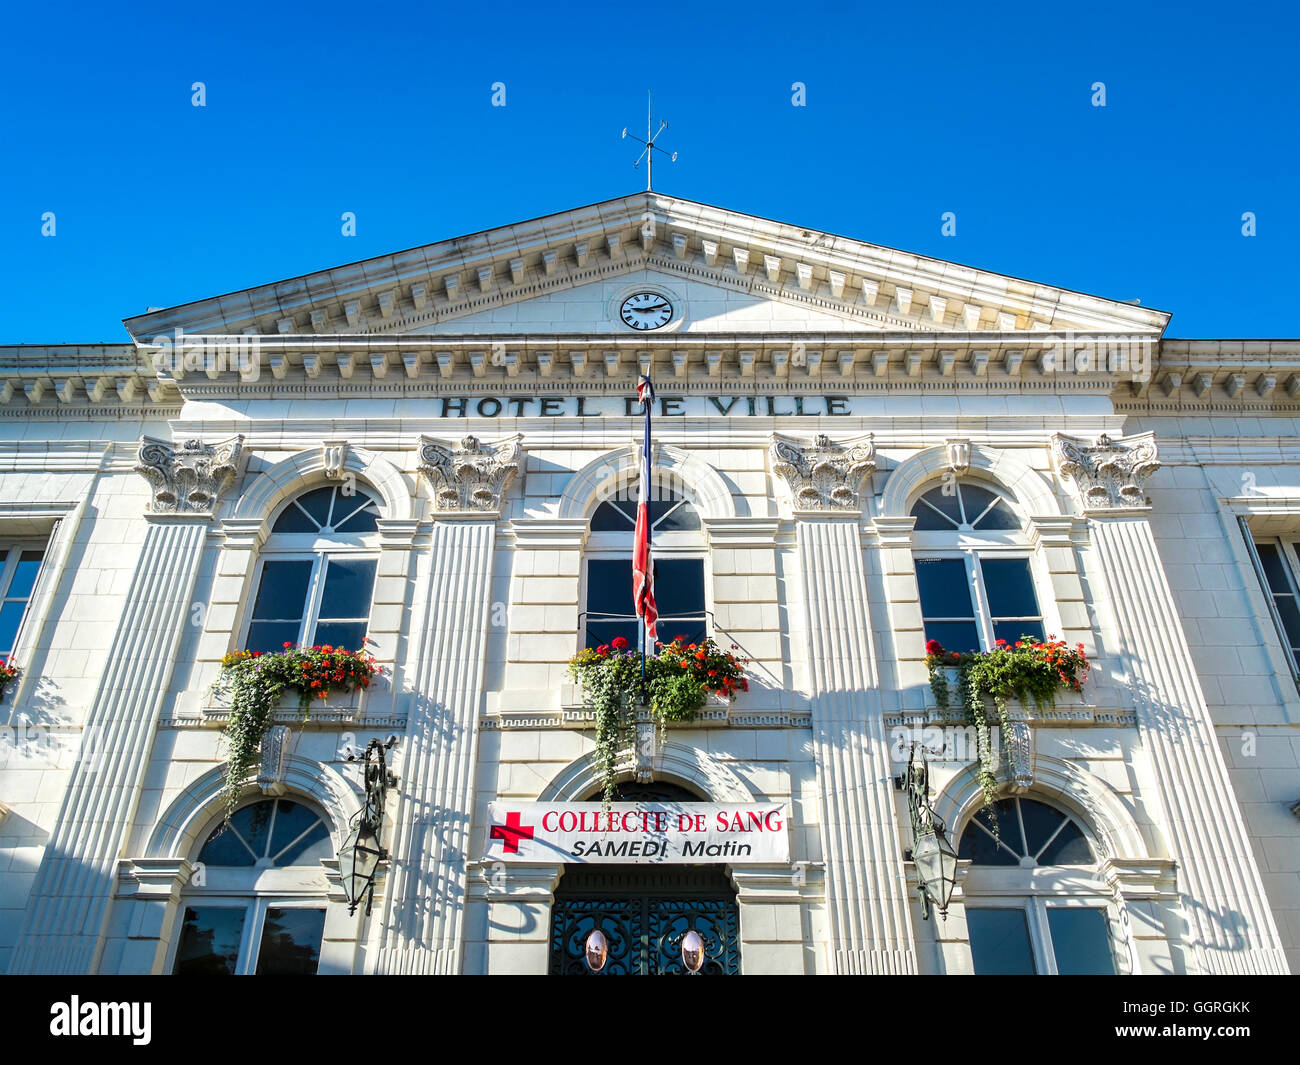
xmin=242 ymin=484 xmax=381 ymax=653
xmin=910 ymin=480 xmax=1045 ymax=652
xmin=171 ymin=799 xmax=332 ymax=976
xmin=958 ymin=797 xmax=1118 ymax=975
xmin=583 ymin=487 xmax=707 ymax=650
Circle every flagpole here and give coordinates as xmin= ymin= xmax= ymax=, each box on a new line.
xmin=640 ymin=390 xmax=649 ymax=683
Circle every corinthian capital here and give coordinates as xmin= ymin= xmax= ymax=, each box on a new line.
xmin=770 ymin=432 xmax=876 ymax=513
xmin=1052 ymin=431 xmax=1159 ymax=512
xmin=418 ymin=434 xmax=522 ymax=516
xmin=135 ymin=435 xmax=245 ymax=515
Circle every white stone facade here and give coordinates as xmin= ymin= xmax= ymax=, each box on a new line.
xmin=0 ymin=194 xmax=1295 ymax=974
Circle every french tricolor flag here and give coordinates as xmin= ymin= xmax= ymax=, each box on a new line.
xmin=634 ymin=374 xmax=659 ymax=648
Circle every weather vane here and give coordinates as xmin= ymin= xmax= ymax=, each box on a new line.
xmin=622 ymin=92 xmax=676 ymax=192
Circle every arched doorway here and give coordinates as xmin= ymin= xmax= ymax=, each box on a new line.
xmin=548 ymin=782 xmax=741 ymax=975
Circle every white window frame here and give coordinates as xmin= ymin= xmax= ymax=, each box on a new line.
xmin=958 ymin=798 xmax=1125 ymax=975
xmin=581 ymin=490 xmax=710 ymax=652
xmin=914 ymin=548 xmax=1050 ymax=652
xmin=169 ymin=895 xmax=329 ymax=976
xmin=0 ymin=541 xmax=46 ymax=659
xmin=911 ymin=482 xmax=1057 ymax=652
xmin=963 ymin=881 xmax=1123 ymax=975
xmin=170 ymin=799 xmax=332 ymax=975
xmin=1246 ymin=533 xmax=1300 ymax=673
xmin=241 ymin=532 xmax=380 ymax=652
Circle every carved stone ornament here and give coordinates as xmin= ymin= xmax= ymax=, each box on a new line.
xmin=418 ymin=434 xmax=522 ymax=515
xmin=633 ymin=720 xmax=658 ymax=784
xmin=135 ymin=434 xmax=244 ymax=515
xmin=321 ymin=440 xmax=349 ymax=481
xmin=257 ymin=724 xmax=291 ymax=796
xmin=946 ymin=438 xmax=971 ymax=475
xmin=1003 ymin=718 xmax=1034 ymax=790
xmin=1052 ymin=431 xmax=1159 ymax=511
xmin=770 ymin=433 xmax=876 ymax=512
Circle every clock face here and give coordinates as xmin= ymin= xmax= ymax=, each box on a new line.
xmin=619 ymin=291 xmax=673 ymax=330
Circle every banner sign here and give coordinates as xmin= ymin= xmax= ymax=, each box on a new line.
xmin=485 ymin=802 xmax=790 ymax=864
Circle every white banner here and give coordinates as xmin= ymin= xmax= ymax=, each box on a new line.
xmin=485 ymin=802 xmax=790 ymax=864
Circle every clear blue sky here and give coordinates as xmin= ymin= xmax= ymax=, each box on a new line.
xmin=1 ymin=0 xmax=1295 ymax=342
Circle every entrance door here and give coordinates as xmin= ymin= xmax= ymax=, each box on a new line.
xmin=549 ymin=864 xmax=740 ymax=975
xmin=548 ymin=782 xmax=740 ymax=976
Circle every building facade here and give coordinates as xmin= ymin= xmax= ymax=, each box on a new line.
xmin=0 ymin=193 xmax=1295 ymax=975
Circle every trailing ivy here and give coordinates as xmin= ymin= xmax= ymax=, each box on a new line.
xmin=925 ymin=636 xmax=1090 ymax=812
xmin=568 ymin=635 xmax=749 ymax=805
xmin=212 ymin=643 xmax=378 ymax=825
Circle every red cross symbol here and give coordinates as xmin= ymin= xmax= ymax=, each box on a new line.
xmin=490 ymin=811 xmax=535 ymax=854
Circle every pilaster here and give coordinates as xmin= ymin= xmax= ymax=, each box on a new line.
xmin=373 ymin=436 xmax=520 ymax=973
xmin=774 ymin=434 xmax=916 ymax=974
xmin=9 ymin=435 xmax=244 ymax=974
xmin=1053 ymin=432 xmax=1288 ymax=974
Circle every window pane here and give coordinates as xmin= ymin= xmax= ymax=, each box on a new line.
xmin=1047 ymin=908 xmax=1116 ymax=974
xmin=317 ymin=559 xmax=376 ymax=620
xmin=1019 ymin=798 xmax=1067 ymax=857
xmin=916 ymin=558 xmax=974 ymax=619
xmin=1255 ymin=542 xmax=1290 ymax=592
xmin=0 ymin=601 xmax=26 ymax=658
xmin=252 ymin=561 xmax=313 ymax=620
xmin=268 ymin=800 xmax=324 ymax=863
xmin=654 ymin=500 xmax=701 ymax=531
xmin=967 ymin=908 xmax=1037 ymax=974
xmin=295 ymin=487 xmax=336 ymax=529
xmin=973 ymin=499 xmax=1021 ymax=530
xmin=586 ymin=619 xmax=640 ymax=650
xmin=255 ymin=908 xmax=325 ymax=975
xmin=173 ymin=906 xmax=247 ymax=975
xmin=1274 ymin=595 xmax=1300 ymax=650
xmin=993 ymin=620 xmax=1046 ymax=645
xmin=197 ymin=823 xmax=258 ymax=867
xmin=276 ymin=822 xmax=333 ymax=867
xmin=271 ymin=503 xmax=319 ymax=533
xmin=591 ymin=500 xmax=636 ymax=531
xmin=246 ymin=621 xmax=304 ymax=654
xmin=923 ymin=620 xmax=980 ymax=653
xmin=587 ymin=559 xmax=633 ymax=617
xmin=959 ymin=801 xmax=1023 ymax=864
xmin=8 ymin=552 xmax=44 ymax=599
xmin=982 ymin=558 xmax=1041 ymax=619
xmin=959 ymin=484 xmax=998 ymax=524
xmin=1039 ymin=822 xmax=1095 ymax=866
xmin=655 ymin=560 xmax=705 ymax=619
xmin=313 ymin=621 xmax=367 ymax=651
xmin=911 ymin=488 xmax=962 ymax=529
xmin=332 ymin=493 xmax=380 ymax=532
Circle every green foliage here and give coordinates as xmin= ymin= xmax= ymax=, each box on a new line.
xmin=213 ymin=644 xmax=378 ymax=826
xmin=925 ymin=636 xmax=1090 ymax=812
xmin=568 ymin=636 xmax=749 ymax=805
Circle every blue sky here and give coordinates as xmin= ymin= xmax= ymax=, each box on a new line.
xmin=1 ymin=0 xmax=1295 ymax=342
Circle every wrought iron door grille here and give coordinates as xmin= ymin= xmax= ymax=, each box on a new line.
xmin=549 ymin=865 xmax=740 ymax=975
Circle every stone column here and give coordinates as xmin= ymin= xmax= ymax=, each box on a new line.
xmin=1054 ymin=432 xmax=1287 ymax=974
xmin=373 ymin=435 xmax=520 ymax=974
xmin=771 ymin=433 xmax=917 ymax=974
xmin=10 ymin=435 xmax=244 ymax=974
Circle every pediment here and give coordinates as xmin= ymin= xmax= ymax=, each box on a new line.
xmin=123 ymin=193 xmax=1171 ymax=342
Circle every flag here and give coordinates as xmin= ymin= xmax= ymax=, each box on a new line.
xmin=633 ymin=374 xmax=659 ymax=645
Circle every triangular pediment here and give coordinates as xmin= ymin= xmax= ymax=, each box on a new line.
xmin=123 ymin=193 xmax=1171 ymax=341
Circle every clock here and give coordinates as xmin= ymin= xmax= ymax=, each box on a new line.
xmin=619 ymin=291 xmax=673 ymax=330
